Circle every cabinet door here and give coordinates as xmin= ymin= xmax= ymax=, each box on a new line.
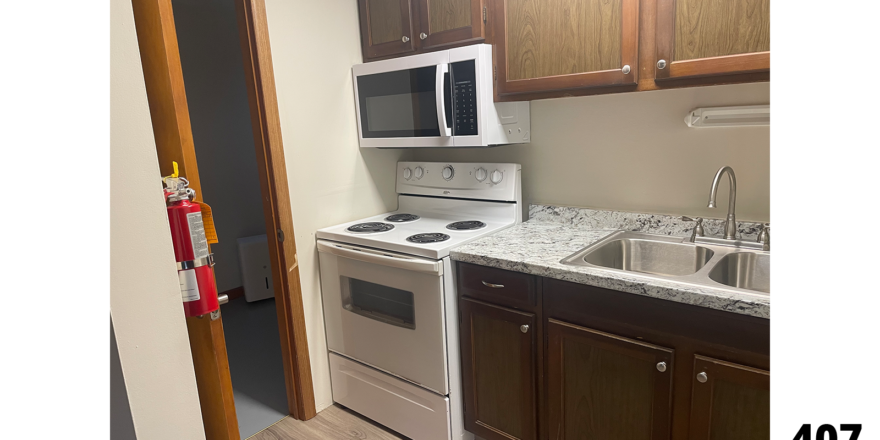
xmin=494 ymin=0 xmax=639 ymax=98
xmin=460 ymin=297 xmax=537 ymax=440
xmin=416 ymin=0 xmax=485 ymax=50
xmin=655 ymin=0 xmax=769 ymax=80
xmin=547 ymin=319 xmax=674 ymax=440
xmin=358 ymin=0 xmax=416 ymax=59
xmin=688 ymin=355 xmax=770 ymax=440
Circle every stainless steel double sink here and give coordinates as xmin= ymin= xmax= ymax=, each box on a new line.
xmin=561 ymin=231 xmax=770 ymax=294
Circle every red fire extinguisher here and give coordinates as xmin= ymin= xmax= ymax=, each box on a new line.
xmin=163 ymin=166 xmax=219 ymax=318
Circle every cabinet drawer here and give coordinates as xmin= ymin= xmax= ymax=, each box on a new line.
xmin=456 ymin=262 xmax=537 ymax=310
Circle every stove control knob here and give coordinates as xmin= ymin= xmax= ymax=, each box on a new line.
xmin=414 ymin=166 xmax=424 ymax=180
xmin=475 ymin=167 xmax=488 ymax=182
xmin=442 ymin=165 xmax=455 ymax=181
xmin=490 ymin=169 xmax=503 ymax=184
xmin=403 ymin=167 xmax=412 ymax=180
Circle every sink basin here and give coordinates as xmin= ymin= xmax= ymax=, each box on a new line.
xmin=563 ymin=232 xmax=714 ymax=277
xmin=707 ymin=252 xmax=770 ymax=294
xmin=561 ymin=231 xmax=769 ymax=295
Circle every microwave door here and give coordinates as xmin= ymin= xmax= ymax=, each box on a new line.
xmin=356 ymin=65 xmax=453 ymax=148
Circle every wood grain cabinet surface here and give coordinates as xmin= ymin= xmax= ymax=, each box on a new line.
xmin=417 ymin=0 xmax=486 ymax=50
xmin=655 ymin=0 xmax=770 ymax=80
xmin=358 ymin=0 xmax=417 ymax=59
xmin=459 ymin=297 xmax=538 ymax=440
xmin=547 ymin=319 xmax=674 ymax=440
xmin=493 ymin=0 xmax=640 ymax=98
xmin=688 ymin=355 xmax=770 ymax=440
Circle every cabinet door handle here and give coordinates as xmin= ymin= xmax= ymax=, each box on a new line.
xmin=481 ymin=281 xmax=504 ymax=288
xmin=420 ymin=32 xmax=427 ymax=40
xmin=696 ymin=372 xmax=708 ymax=383
xmin=520 ymin=325 xmax=529 ymax=333
xmin=401 ymin=36 xmax=410 ymax=43
xmin=656 ymin=362 xmax=667 ymax=372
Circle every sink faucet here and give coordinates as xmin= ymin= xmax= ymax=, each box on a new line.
xmin=707 ymin=166 xmax=737 ymax=239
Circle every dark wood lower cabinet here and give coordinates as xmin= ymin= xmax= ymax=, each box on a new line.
xmin=455 ymin=262 xmax=769 ymax=440
xmin=459 ymin=297 xmax=537 ymax=440
xmin=688 ymin=355 xmax=770 ymax=440
xmin=547 ymin=319 xmax=674 ymax=440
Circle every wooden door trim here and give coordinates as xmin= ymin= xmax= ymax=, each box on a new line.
xmin=236 ymin=0 xmax=317 ymax=420
xmin=494 ymin=0 xmax=639 ymax=97
xmin=131 ymin=0 xmax=240 ymax=438
xmin=660 ymin=52 xmax=770 ymax=80
xmin=547 ymin=318 xmax=674 ymax=440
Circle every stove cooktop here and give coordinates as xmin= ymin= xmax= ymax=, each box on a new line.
xmin=316 ymin=196 xmax=519 ymax=259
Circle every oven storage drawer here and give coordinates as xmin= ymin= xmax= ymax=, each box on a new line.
xmin=457 ymin=262 xmax=538 ymax=311
xmin=329 ymin=353 xmax=451 ymax=440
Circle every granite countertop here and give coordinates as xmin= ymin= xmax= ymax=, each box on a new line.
xmin=450 ymin=205 xmax=770 ymax=319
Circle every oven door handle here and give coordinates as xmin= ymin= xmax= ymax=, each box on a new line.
xmin=317 ymin=240 xmax=444 ymax=276
xmin=436 ymin=63 xmax=451 ymax=137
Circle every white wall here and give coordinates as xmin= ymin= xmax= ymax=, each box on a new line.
xmin=263 ymin=0 xmax=409 ymax=411
xmin=413 ymin=82 xmax=770 ymax=222
xmin=111 ymin=0 xmax=206 ymax=437
xmin=172 ymin=0 xmax=267 ymax=293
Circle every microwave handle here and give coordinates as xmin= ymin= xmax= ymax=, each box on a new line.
xmin=436 ymin=63 xmax=451 ymax=137
xmin=317 ymin=240 xmax=444 ymax=276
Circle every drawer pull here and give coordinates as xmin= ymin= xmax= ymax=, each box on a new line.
xmin=481 ymin=281 xmax=504 ymax=288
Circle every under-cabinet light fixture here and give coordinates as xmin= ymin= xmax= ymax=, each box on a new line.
xmin=685 ymin=105 xmax=770 ymax=128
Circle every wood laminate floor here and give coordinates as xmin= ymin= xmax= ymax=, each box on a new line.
xmin=247 ymin=404 xmax=408 ymax=440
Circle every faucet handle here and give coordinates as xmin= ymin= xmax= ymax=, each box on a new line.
xmin=682 ymin=216 xmax=705 ymax=242
xmin=756 ymin=223 xmax=770 ymax=250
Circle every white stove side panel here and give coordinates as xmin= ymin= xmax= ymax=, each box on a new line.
xmin=444 ymin=257 xmax=474 ymax=440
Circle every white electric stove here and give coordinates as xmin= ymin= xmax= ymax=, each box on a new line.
xmin=316 ymin=162 xmax=521 ymax=440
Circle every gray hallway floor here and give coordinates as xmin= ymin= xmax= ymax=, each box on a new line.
xmin=222 ymin=296 xmax=289 ymax=439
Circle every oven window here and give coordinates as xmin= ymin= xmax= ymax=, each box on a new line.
xmin=357 ymin=65 xmax=444 ymax=138
xmin=342 ymin=277 xmax=415 ymax=329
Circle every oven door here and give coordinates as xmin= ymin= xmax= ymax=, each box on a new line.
xmin=317 ymin=239 xmax=449 ymax=395
xmin=353 ymin=51 xmax=453 ymax=148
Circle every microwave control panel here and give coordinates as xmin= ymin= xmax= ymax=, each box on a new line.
xmin=451 ymin=60 xmax=478 ymax=136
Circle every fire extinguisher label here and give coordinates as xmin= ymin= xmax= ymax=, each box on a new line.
xmin=178 ymin=269 xmax=201 ymax=302
xmin=186 ymin=212 xmax=210 ymax=259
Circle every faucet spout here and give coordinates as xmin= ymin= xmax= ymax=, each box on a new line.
xmin=707 ymin=166 xmax=737 ymax=239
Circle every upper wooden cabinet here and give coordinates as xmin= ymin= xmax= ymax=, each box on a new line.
xmin=654 ymin=0 xmax=770 ymax=80
xmin=358 ymin=0 xmax=417 ymax=59
xmin=358 ymin=0 xmax=486 ymax=60
xmin=493 ymin=0 xmax=640 ymax=98
xmin=417 ymin=0 xmax=486 ymax=50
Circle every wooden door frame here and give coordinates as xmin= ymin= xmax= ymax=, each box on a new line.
xmin=130 ymin=0 xmax=241 ymax=438
xmin=132 ymin=1 xmax=317 ymax=437
xmin=235 ymin=0 xmax=317 ymax=421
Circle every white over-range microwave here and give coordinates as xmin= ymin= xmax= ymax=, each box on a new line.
xmin=352 ymin=44 xmax=530 ymax=148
